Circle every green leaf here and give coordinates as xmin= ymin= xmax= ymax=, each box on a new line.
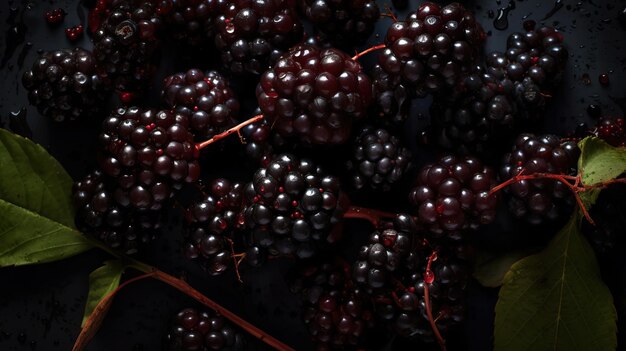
xmin=0 ymin=128 xmax=93 ymax=267
xmin=578 ymin=137 xmax=626 ymax=186
xmin=494 ymin=212 xmax=617 ymax=351
xmin=473 ymin=249 xmax=533 ymax=288
xmin=82 ymin=260 xmax=125 ymax=326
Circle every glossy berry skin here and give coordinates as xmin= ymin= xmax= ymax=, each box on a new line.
xmin=92 ymin=0 xmax=163 ymax=93
xmin=157 ymin=0 xmax=219 ymax=48
xmin=297 ymin=0 xmax=380 ymax=46
xmin=500 ymin=134 xmax=580 ymax=227
xmin=242 ymin=154 xmax=348 ymax=259
xmin=378 ymin=2 xmax=485 ymax=97
xmin=161 ymin=69 xmax=240 ymax=138
xmin=166 ymin=308 xmax=246 ymax=351
xmin=409 ymin=154 xmax=498 ymax=240
xmin=292 ymin=260 xmax=375 ymax=350
xmin=214 ymin=0 xmax=304 ymax=75
xmin=347 ymin=127 xmax=412 ymax=191
xmin=370 ymin=64 xmax=410 ymax=125
xmin=591 ymin=117 xmax=626 ymax=147
xmin=73 ymin=170 xmax=161 ymax=254
xmin=22 ymin=48 xmax=109 ymax=122
xmin=98 ymin=107 xmax=200 ymax=211
xmin=257 ymin=44 xmax=373 ymax=145
xmin=183 ymin=179 xmax=244 ymax=276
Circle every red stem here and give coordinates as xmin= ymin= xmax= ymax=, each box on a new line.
xmin=342 ymin=205 xmax=398 ymax=227
xmin=196 ymin=115 xmax=264 ymax=150
xmin=351 ymin=43 xmax=386 ymax=61
xmin=423 ymin=251 xmax=447 ymax=351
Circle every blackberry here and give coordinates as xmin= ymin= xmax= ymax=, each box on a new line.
xmin=73 ymin=170 xmax=161 ymax=254
xmin=92 ymin=0 xmax=163 ymax=93
xmin=297 ymin=0 xmax=380 ymax=46
xmin=22 ymin=48 xmax=109 ymax=122
xmin=591 ymin=116 xmax=626 ymax=147
xmin=242 ymin=154 xmax=349 ymax=259
xmin=378 ymin=2 xmax=485 ymax=97
xmin=98 ymin=107 xmax=200 ymax=210
xmin=499 ymin=133 xmax=580 ymax=227
xmin=166 ymin=307 xmax=246 ymax=351
xmin=214 ymin=0 xmax=304 ymax=75
xmin=346 ymin=127 xmax=412 ymax=191
xmin=161 ymin=69 xmax=240 ymax=138
xmin=408 ymin=155 xmax=498 ymax=240
xmin=352 ymin=214 xmax=418 ymax=291
xmin=292 ymin=259 xmax=375 ymax=350
xmin=183 ymin=179 xmax=245 ymax=275
xmin=429 ymin=66 xmax=517 ymax=156
xmin=370 ymin=64 xmax=410 ymax=125
xmin=157 ymin=0 xmax=218 ymax=48
xmin=256 ymin=44 xmax=373 ymax=145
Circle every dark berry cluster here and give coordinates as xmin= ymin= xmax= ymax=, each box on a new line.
xmin=591 ymin=116 xmax=626 ymax=147
xmin=166 ymin=307 xmax=246 ymax=351
xmin=499 ymin=134 xmax=579 ymax=227
xmin=242 ymin=154 xmax=349 ymax=259
xmin=256 ymin=44 xmax=373 ymax=144
xmin=297 ymin=0 xmax=380 ymax=46
xmin=214 ymin=0 xmax=304 ymax=75
xmin=347 ymin=127 xmax=412 ymax=191
xmin=183 ymin=179 xmax=245 ymax=276
xmin=409 ymin=155 xmax=498 ymax=240
xmin=92 ymin=0 xmax=164 ymax=93
xmin=22 ymin=48 xmax=110 ymax=122
xmin=161 ymin=69 xmax=240 ymax=138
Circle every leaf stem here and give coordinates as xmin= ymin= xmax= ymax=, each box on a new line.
xmin=195 ymin=115 xmax=264 ymax=150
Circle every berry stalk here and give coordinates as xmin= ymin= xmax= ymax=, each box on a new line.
xmin=423 ymin=250 xmax=447 ymax=351
xmin=352 ymin=43 xmax=386 ymax=61
xmin=196 ymin=114 xmax=265 ymax=150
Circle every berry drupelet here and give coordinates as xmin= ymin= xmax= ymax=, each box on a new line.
xmin=297 ymin=0 xmax=380 ymax=47
xmin=165 ymin=307 xmax=246 ymax=351
xmin=242 ymin=154 xmax=349 ymax=259
xmin=157 ymin=0 xmax=218 ymax=48
xmin=256 ymin=44 xmax=373 ymax=145
xmin=409 ymin=154 xmax=498 ymax=240
xmin=22 ymin=48 xmax=110 ymax=122
xmin=377 ymin=2 xmax=485 ymax=97
xmin=183 ymin=179 xmax=245 ymax=276
xmin=214 ymin=0 xmax=304 ymax=75
xmin=92 ymin=0 xmax=164 ymax=93
xmin=73 ymin=170 xmax=161 ymax=254
xmin=98 ymin=107 xmax=200 ymax=211
xmin=347 ymin=127 xmax=412 ymax=191
xmin=161 ymin=69 xmax=240 ymax=138
xmin=499 ymin=133 xmax=580 ymax=227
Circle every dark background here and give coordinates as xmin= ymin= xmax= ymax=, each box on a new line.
xmin=1 ymin=0 xmax=625 ymax=350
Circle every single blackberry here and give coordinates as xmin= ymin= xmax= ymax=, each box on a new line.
xmin=165 ymin=307 xmax=246 ymax=351
xmin=256 ymin=44 xmax=373 ymax=145
xmin=378 ymin=2 xmax=485 ymax=97
xmin=297 ymin=0 xmax=380 ymax=46
xmin=429 ymin=66 xmax=517 ymax=155
xmin=292 ymin=259 xmax=376 ymax=350
xmin=242 ymin=154 xmax=349 ymax=259
xmin=73 ymin=170 xmax=161 ymax=254
xmin=22 ymin=48 xmax=110 ymax=122
xmin=352 ymin=214 xmax=418 ymax=291
xmin=157 ymin=0 xmax=218 ymax=48
xmin=92 ymin=0 xmax=163 ymax=93
xmin=591 ymin=116 xmax=626 ymax=147
xmin=583 ymin=184 xmax=626 ymax=256
xmin=499 ymin=133 xmax=580 ymax=227
xmin=161 ymin=69 xmax=240 ymax=138
xmin=183 ymin=179 xmax=245 ymax=275
xmin=408 ymin=155 xmax=498 ymax=240
xmin=214 ymin=0 xmax=304 ymax=75
xmin=346 ymin=127 xmax=412 ymax=191
xmin=98 ymin=107 xmax=200 ymax=210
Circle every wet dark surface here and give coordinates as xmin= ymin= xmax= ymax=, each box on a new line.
xmin=0 ymin=0 xmax=625 ymax=350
